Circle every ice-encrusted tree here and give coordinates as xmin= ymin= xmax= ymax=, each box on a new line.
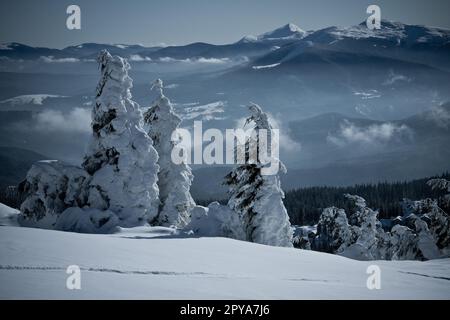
xmin=18 ymin=160 xmax=89 ymax=229
xmin=310 ymin=192 xmax=449 ymax=260
xmin=402 ymin=198 xmax=450 ymax=254
xmin=143 ymin=79 xmax=194 ymax=227
xmin=82 ymin=50 xmax=160 ymax=227
xmin=427 ymin=178 xmax=450 ymax=206
xmin=225 ymin=103 xmax=293 ymax=247
xmin=312 ymin=195 xmax=387 ymax=259
xmin=313 ymin=206 xmax=356 ymax=253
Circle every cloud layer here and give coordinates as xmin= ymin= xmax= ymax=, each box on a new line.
xmin=31 ymin=108 xmax=91 ymax=133
xmin=327 ymin=120 xmax=411 ymax=146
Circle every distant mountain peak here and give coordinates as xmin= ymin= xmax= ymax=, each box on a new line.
xmin=238 ymin=23 xmax=306 ymax=43
xmin=258 ymin=23 xmax=307 ymax=40
xmin=358 ymin=19 xmax=405 ymax=29
xmin=287 ymin=23 xmax=304 ymax=32
xmin=0 ymin=42 xmax=23 ymax=50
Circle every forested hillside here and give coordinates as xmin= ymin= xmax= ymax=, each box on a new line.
xmin=284 ymin=173 xmax=450 ymax=225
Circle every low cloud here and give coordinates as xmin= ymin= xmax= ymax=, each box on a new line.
xmin=129 ymin=54 xmax=152 ymax=62
xmin=427 ymin=105 xmax=450 ymax=129
xmin=383 ymin=70 xmax=412 ymax=86
xmin=158 ymin=57 xmax=231 ymax=64
xmin=195 ymin=57 xmax=230 ymax=64
xmin=40 ymin=56 xmax=80 ymax=63
xmin=31 ymin=108 xmax=91 ymax=133
xmin=327 ymin=121 xmax=411 ymax=146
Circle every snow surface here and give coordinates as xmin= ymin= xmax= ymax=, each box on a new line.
xmin=0 ymin=94 xmax=68 ymax=105
xmin=0 ymin=224 xmax=449 ymax=299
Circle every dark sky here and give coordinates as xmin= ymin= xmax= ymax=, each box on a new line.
xmin=1 ymin=0 xmax=450 ymax=48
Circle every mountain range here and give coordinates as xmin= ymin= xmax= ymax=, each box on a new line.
xmin=2 ymin=20 xmax=448 ymax=65
xmin=0 ymin=20 xmax=449 ymax=192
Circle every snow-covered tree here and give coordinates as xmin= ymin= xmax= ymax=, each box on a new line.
xmin=313 ymin=206 xmax=355 ymax=253
xmin=427 ymin=178 xmax=450 ymax=206
xmin=186 ymin=202 xmax=245 ymax=239
xmin=225 ymin=103 xmax=293 ymax=247
xmin=311 ymin=192 xmax=450 ymax=260
xmin=312 ymin=195 xmax=387 ymax=260
xmin=342 ymin=194 xmax=383 ymax=259
xmin=143 ymin=79 xmax=195 ymax=227
xmin=82 ymin=50 xmax=160 ymax=227
xmin=18 ymin=160 xmax=89 ymax=229
xmin=402 ymin=198 xmax=450 ymax=253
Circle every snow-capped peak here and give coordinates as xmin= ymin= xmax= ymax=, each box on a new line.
xmin=239 ymin=35 xmax=259 ymax=43
xmin=0 ymin=94 xmax=68 ymax=105
xmin=358 ymin=19 xmax=405 ymax=29
xmin=324 ymin=20 xmax=450 ymax=44
xmin=257 ymin=23 xmax=307 ymax=41
xmin=286 ymin=23 xmax=304 ymax=33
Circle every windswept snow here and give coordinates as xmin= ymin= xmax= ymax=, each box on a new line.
xmin=0 ymin=225 xmax=449 ymax=299
xmin=0 ymin=94 xmax=68 ymax=105
xmin=353 ymin=90 xmax=381 ymax=100
xmin=176 ymin=101 xmax=226 ymax=121
xmin=252 ymin=63 xmax=281 ymax=70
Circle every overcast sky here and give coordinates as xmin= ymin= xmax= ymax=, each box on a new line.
xmin=1 ymin=0 xmax=450 ymax=48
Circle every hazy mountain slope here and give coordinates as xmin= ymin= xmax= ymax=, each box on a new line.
xmin=0 ymin=147 xmax=47 ymax=188
xmin=191 ymin=105 xmax=450 ymax=199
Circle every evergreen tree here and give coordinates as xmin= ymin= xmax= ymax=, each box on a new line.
xmin=226 ymin=103 xmax=293 ymax=247
xmin=143 ymin=79 xmax=194 ymax=227
xmin=82 ymin=50 xmax=160 ymax=227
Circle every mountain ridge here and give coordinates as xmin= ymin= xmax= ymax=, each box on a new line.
xmin=2 ymin=20 xmax=449 ymax=62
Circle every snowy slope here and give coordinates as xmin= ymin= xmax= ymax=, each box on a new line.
xmin=0 ymin=94 xmax=68 ymax=106
xmin=0 ymin=203 xmax=19 ymax=226
xmin=0 ymin=225 xmax=449 ymax=299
